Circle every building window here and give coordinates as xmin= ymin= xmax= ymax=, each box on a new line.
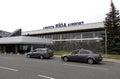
xmin=53 ymin=34 xmax=60 ymax=40
xmin=82 ymin=32 xmax=93 ymax=38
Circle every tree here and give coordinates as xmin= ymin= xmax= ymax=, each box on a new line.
xmin=103 ymin=0 xmax=120 ymax=54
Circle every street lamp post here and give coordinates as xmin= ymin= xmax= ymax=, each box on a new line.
xmin=105 ymin=29 xmax=107 ymax=57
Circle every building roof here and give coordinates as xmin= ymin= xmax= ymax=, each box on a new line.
xmin=0 ymin=30 xmax=11 ymax=37
xmin=0 ymin=29 xmax=21 ymax=37
xmin=0 ymin=36 xmax=53 ymax=44
xmin=22 ymin=22 xmax=104 ymax=35
xmin=8 ymin=29 xmax=21 ymax=37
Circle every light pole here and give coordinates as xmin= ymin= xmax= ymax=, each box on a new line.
xmin=105 ymin=29 xmax=107 ymax=57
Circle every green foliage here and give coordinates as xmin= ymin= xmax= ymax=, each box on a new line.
xmin=104 ymin=54 xmax=120 ymax=59
xmin=103 ymin=1 xmax=120 ymax=54
xmin=54 ymin=51 xmax=70 ymax=55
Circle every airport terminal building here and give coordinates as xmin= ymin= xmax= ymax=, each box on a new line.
xmin=0 ymin=22 xmax=105 ymax=53
xmin=22 ymin=22 xmax=105 ymax=52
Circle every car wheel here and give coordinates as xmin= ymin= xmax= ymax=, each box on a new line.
xmin=63 ymin=57 xmax=68 ymax=62
xmin=40 ymin=55 xmax=44 ymax=59
xmin=27 ymin=55 xmax=30 ymax=58
xmin=87 ymin=58 xmax=94 ymax=64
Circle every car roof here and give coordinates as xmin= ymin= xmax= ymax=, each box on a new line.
xmin=80 ymin=49 xmax=91 ymax=51
xmin=35 ymin=48 xmax=48 ymax=50
xmin=72 ymin=49 xmax=93 ymax=52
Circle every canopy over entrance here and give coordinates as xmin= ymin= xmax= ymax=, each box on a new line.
xmin=0 ymin=36 xmax=53 ymax=53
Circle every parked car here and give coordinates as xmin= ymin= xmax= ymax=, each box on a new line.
xmin=61 ymin=49 xmax=103 ymax=64
xmin=26 ymin=48 xmax=54 ymax=59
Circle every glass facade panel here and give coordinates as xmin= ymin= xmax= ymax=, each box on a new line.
xmin=62 ymin=33 xmax=69 ymax=39
xmin=82 ymin=32 xmax=93 ymax=38
xmin=53 ymin=34 xmax=61 ymax=40
xmin=61 ymin=32 xmax=81 ymax=39
xmin=94 ymin=31 xmax=104 ymax=37
xmin=74 ymin=32 xmax=81 ymax=39
xmin=35 ymin=30 xmax=104 ymax=40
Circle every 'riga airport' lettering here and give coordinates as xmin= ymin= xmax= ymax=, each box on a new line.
xmin=43 ymin=21 xmax=84 ymax=29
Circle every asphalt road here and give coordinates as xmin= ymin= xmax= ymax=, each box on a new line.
xmin=0 ymin=54 xmax=120 ymax=79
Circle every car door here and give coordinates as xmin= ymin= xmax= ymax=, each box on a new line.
xmin=31 ymin=50 xmax=39 ymax=57
xmin=69 ymin=50 xmax=79 ymax=61
xmin=34 ymin=50 xmax=42 ymax=57
xmin=29 ymin=50 xmax=36 ymax=57
xmin=79 ymin=50 xmax=90 ymax=61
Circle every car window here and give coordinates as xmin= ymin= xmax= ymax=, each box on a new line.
xmin=72 ymin=50 xmax=79 ymax=54
xmin=37 ymin=50 xmax=45 ymax=53
xmin=48 ymin=49 xmax=52 ymax=52
xmin=80 ymin=50 xmax=90 ymax=54
xmin=32 ymin=50 xmax=37 ymax=52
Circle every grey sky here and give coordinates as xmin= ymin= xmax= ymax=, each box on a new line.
xmin=0 ymin=0 xmax=120 ymax=32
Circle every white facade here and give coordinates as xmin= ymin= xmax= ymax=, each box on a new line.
xmin=0 ymin=36 xmax=53 ymax=44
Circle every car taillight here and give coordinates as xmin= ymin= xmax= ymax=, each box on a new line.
xmin=45 ymin=51 xmax=50 ymax=55
xmin=99 ymin=54 xmax=102 ymax=58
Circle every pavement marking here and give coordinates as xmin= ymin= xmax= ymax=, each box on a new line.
xmin=37 ymin=74 xmax=55 ymax=79
xmin=0 ymin=57 xmax=16 ymax=60
xmin=64 ymin=64 xmax=109 ymax=71
xmin=0 ymin=66 xmax=19 ymax=71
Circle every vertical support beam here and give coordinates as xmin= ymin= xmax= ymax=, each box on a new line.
xmin=80 ymin=33 xmax=83 ymax=42
xmin=15 ymin=44 xmax=18 ymax=53
xmin=0 ymin=45 xmax=1 ymax=53
xmin=105 ymin=29 xmax=107 ymax=57
xmin=3 ymin=45 xmax=6 ymax=53
xmin=30 ymin=45 xmax=33 ymax=51
xmin=60 ymin=34 xmax=62 ymax=40
xmin=93 ymin=33 xmax=95 ymax=38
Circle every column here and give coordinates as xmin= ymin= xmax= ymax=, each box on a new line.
xmin=15 ymin=44 xmax=18 ymax=53
xmin=30 ymin=45 xmax=34 ymax=51
xmin=3 ymin=45 xmax=6 ymax=54
xmin=60 ymin=34 xmax=62 ymax=40
xmin=0 ymin=45 xmax=1 ymax=53
xmin=81 ymin=33 xmax=83 ymax=42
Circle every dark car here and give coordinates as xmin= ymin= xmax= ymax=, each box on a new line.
xmin=26 ymin=48 xmax=54 ymax=59
xmin=61 ymin=49 xmax=103 ymax=64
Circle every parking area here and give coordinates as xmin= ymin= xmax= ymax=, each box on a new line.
xmin=0 ymin=54 xmax=120 ymax=79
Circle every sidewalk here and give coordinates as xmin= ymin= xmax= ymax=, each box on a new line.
xmin=103 ymin=58 xmax=120 ymax=63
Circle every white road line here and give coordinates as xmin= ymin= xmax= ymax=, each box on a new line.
xmin=64 ymin=64 xmax=109 ymax=71
xmin=38 ymin=74 xmax=55 ymax=79
xmin=0 ymin=66 xmax=19 ymax=71
xmin=0 ymin=57 xmax=15 ymax=60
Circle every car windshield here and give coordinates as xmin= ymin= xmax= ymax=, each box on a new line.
xmin=32 ymin=50 xmax=37 ymax=52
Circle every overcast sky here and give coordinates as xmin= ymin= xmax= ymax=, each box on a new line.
xmin=0 ymin=0 xmax=120 ymax=32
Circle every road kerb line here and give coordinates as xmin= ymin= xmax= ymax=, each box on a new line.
xmin=0 ymin=66 xmax=19 ymax=71
xmin=38 ymin=74 xmax=55 ymax=79
xmin=64 ymin=64 xmax=109 ymax=71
